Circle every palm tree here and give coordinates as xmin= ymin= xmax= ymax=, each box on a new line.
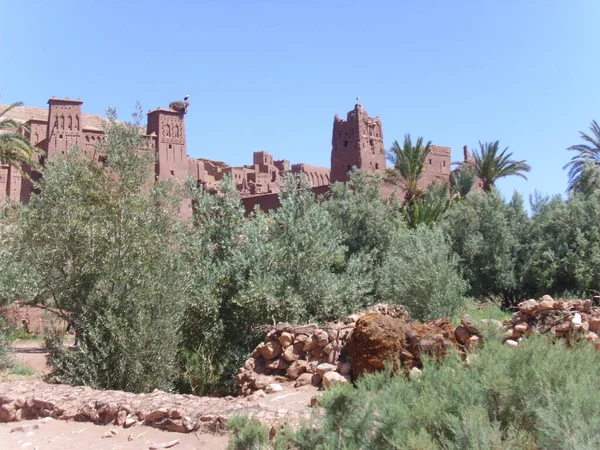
xmin=564 ymin=120 xmax=600 ymax=192
xmin=467 ymin=141 xmax=530 ymax=192
xmin=386 ymin=134 xmax=432 ymax=203
xmin=0 ymin=102 xmax=40 ymax=170
xmin=450 ymin=167 xmax=476 ymax=199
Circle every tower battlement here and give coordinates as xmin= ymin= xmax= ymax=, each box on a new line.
xmin=331 ymin=104 xmax=385 ymax=183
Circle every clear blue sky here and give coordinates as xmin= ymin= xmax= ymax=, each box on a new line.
xmin=1 ymin=1 xmax=598 ymax=203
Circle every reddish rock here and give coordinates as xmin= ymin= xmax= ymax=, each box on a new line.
xmin=278 ymin=332 xmax=294 ymax=349
xmin=285 ymin=360 xmax=308 ymax=380
xmin=454 ymin=326 xmax=471 ymax=345
xmin=311 ymin=347 xmax=325 ymax=359
xmin=281 ymin=342 xmax=304 ymax=363
xmin=348 ymin=313 xmax=407 ymax=379
xmin=266 ymin=358 xmax=289 ymax=372
xmin=322 ymin=372 xmax=350 ymax=388
xmin=260 ymin=342 xmax=282 ymax=360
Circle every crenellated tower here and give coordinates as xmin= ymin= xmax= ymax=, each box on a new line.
xmin=146 ymin=106 xmax=188 ymax=181
xmin=331 ymin=103 xmax=385 ymax=183
xmin=45 ymin=97 xmax=83 ymax=159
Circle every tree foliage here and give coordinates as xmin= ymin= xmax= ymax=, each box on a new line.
xmin=386 ymin=134 xmax=432 ymax=203
xmin=0 ymin=102 xmax=40 ymax=170
xmin=565 ymin=120 xmax=600 ymax=192
xmin=467 ymin=141 xmax=531 ymax=192
xmin=0 ymin=112 xmax=188 ymax=392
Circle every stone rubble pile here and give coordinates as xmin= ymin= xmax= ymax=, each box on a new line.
xmin=236 ymin=304 xmax=410 ymax=395
xmin=504 ymin=295 xmax=600 ymax=349
xmin=0 ymin=381 xmax=306 ymax=433
xmin=237 ymin=303 xmax=484 ymax=394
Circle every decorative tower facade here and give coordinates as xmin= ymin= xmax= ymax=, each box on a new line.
xmin=331 ymin=103 xmax=385 ymax=183
xmin=45 ymin=97 xmax=83 ymax=159
xmin=146 ymin=107 xmax=188 ymax=181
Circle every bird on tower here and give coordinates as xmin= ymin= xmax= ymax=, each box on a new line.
xmin=184 ymin=94 xmax=190 ymax=101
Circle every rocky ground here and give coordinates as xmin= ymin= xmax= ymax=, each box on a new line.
xmin=0 ymin=341 xmax=319 ymax=449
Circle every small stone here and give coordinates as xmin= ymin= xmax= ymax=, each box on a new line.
xmin=538 ymin=299 xmax=554 ymax=311
xmin=294 ymin=333 xmax=309 ymax=343
xmin=278 ymin=332 xmax=294 ymax=349
xmin=460 ymin=315 xmax=480 ymax=335
xmin=339 ymin=362 xmax=352 ymax=376
xmin=315 ymin=330 xmax=329 ymax=347
xmin=294 ymin=373 xmax=321 ymax=387
xmin=309 ymin=395 xmax=320 ymax=407
xmin=260 ymin=341 xmax=282 ymax=360
xmin=316 ymin=363 xmax=337 ymax=377
xmin=303 ymin=335 xmax=319 ymax=352
xmin=286 ymin=360 xmax=308 ymax=380
xmin=408 ymin=367 xmax=422 ymax=380
xmin=265 ymin=383 xmax=283 ymax=394
xmin=306 ymin=359 xmax=319 ymax=374
xmin=326 ymin=350 xmax=340 ymax=365
xmin=590 ymin=317 xmax=600 ymax=333
xmin=282 ymin=342 xmax=304 ymax=362
xmin=124 ymin=418 xmax=136 ymax=428
xmin=514 ymin=323 xmax=528 ymax=333
xmin=266 ymin=357 xmax=289 ymax=371
xmin=102 ymin=429 xmax=119 ymax=438
xmin=572 ymin=313 xmax=583 ymax=326
xmin=540 ymin=294 xmax=554 ymax=303
xmin=128 ymin=434 xmax=133 ymax=441
xmin=454 ymin=326 xmax=471 ymax=345
xmin=504 ymin=329 xmax=521 ymax=340
xmin=585 ymin=331 xmax=600 ymax=350
xmin=322 ymin=371 xmax=350 ymax=388
xmin=465 ymin=335 xmax=480 ymax=352
xmin=505 ymin=339 xmax=519 ymax=349
xmin=519 ymin=299 xmax=538 ymax=314
xmin=145 ymin=408 xmax=168 ymax=422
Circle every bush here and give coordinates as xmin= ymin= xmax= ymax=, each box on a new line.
xmin=376 ymin=225 xmax=468 ymax=321
xmin=256 ymin=335 xmax=600 ymax=449
xmin=441 ymin=190 xmax=528 ymax=303
xmin=1 ymin=111 xmax=188 ymax=393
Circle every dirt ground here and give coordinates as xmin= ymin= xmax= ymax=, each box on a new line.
xmin=10 ymin=340 xmax=49 ymax=377
xmin=1 ymin=340 xmax=319 ymax=450
xmin=0 ymin=418 xmax=229 ymax=450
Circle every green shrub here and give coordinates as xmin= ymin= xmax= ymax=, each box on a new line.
xmin=227 ymin=415 xmax=270 ymax=450
xmin=257 ymin=335 xmax=600 ymax=449
xmin=2 ymin=111 xmax=188 ymax=393
xmin=376 ymin=225 xmax=468 ymax=321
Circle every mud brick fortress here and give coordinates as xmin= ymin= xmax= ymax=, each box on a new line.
xmin=0 ymin=97 xmax=475 ymax=211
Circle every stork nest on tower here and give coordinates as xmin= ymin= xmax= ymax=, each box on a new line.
xmin=169 ymin=101 xmax=190 ymax=114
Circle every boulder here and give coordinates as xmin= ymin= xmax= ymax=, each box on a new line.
xmin=294 ymin=373 xmax=321 ymax=388
xmin=286 ymin=360 xmax=308 ymax=380
xmin=278 ymin=332 xmax=294 ymax=349
xmin=281 ymin=342 xmax=304 ymax=362
xmin=265 ymin=383 xmax=283 ymax=394
xmin=260 ymin=341 xmax=282 ymax=360
xmin=454 ymin=326 xmax=471 ymax=345
xmin=348 ymin=313 xmax=407 ymax=379
xmin=316 ymin=363 xmax=337 ymax=378
xmin=322 ymin=372 xmax=350 ymax=388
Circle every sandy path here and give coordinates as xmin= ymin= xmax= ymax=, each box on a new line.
xmin=0 ymin=418 xmax=228 ymax=450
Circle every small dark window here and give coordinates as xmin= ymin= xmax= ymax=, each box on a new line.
xmin=347 ymin=165 xmax=352 ymax=171
xmin=375 ymin=163 xmax=379 ymax=170
xmin=168 ymin=144 xmax=172 ymax=149
xmin=443 ymin=161 xmax=446 ymax=167
xmin=429 ymin=159 xmax=432 ymax=165
xmin=170 ymin=170 xmax=174 ymax=176
xmin=344 ymin=140 xmax=348 ymax=147
xmin=59 ymin=134 xmax=63 ymax=139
